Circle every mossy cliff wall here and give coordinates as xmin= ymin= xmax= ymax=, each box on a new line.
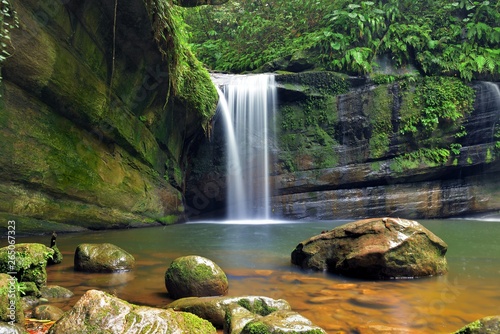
xmin=186 ymin=72 xmax=500 ymax=220
xmin=0 ymin=0 xmax=217 ymax=233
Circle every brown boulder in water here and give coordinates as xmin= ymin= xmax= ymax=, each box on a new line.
xmin=291 ymin=217 xmax=448 ymax=279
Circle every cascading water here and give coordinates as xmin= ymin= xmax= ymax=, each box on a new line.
xmin=213 ymin=74 xmax=277 ymax=220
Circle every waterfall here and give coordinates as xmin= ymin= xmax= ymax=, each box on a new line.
xmin=213 ymin=74 xmax=277 ymax=220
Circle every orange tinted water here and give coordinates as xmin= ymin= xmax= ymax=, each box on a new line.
xmin=17 ymin=220 xmax=500 ymax=333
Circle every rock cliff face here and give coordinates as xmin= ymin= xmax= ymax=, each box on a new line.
xmin=186 ymin=72 xmax=500 ymax=220
xmin=0 ymin=0 xmax=217 ymax=232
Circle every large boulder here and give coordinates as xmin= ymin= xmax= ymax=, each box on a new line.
xmin=0 ymin=243 xmax=54 ymax=288
xmin=74 ymin=243 xmax=135 ymax=273
xmin=291 ymin=217 xmax=448 ymax=279
xmin=48 ymin=290 xmax=216 ymax=334
xmin=167 ymin=295 xmax=291 ymax=327
xmin=453 ymin=316 xmax=500 ymax=334
xmin=165 ymin=256 xmax=228 ymax=299
xmin=0 ymin=274 xmax=24 ymax=324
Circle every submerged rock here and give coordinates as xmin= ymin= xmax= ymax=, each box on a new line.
xmin=74 ymin=243 xmax=135 ymax=273
xmin=291 ymin=217 xmax=448 ymax=279
xmin=0 ymin=243 xmax=54 ymax=288
xmin=165 ymin=255 xmax=228 ymax=299
xmin=48 ymin=290 xmax=216 ymax=334
xmin=40 ymin=285 xmax=74 ymax=299
xmin=453 ymin=315 xmax=500 ymax=334
xmin=33 ymin=305 xmax=64 ymax=321
xmin=167 ymin=295 xmax=291 ymax=327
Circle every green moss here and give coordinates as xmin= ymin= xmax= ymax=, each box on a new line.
xmin=179 ymin=311 xmax=216 ymax=333
xmin=159 ymin=215 xmax=179 ymax=225
xmin=453 ymin=319 xmax=483 ymax=334
xmin=237 ymin=299 xmax=277 ymax=316
xmin=368 ymin=85 xmax=393 ymax=159
xmin=145 ymin=0 xmax=217 ymax=129
xmin=243 ymin=321 xmax=271 ymax=334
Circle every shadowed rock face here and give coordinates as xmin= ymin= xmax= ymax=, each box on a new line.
xmin=291 ymin=217 xmax=448 ymax=279
xmin=0 ymin=0 xmax=217 ymax=233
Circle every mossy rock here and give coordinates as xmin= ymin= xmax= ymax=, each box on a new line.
xmin=165 ymin=255 xmax=228 ymax=299
xmin=0 ymin=273 xmax=24 ymax=324
xmin=33 ymin=304 xmax=64 ymax=321
xmin=40 ymin=285 xmax=73 ymax=299
xmin=74 ymin=243 xmax=135 ymax=273
xmin=239 ymin=310 xmax=326 ymax=334
xmin=453 ymin=316 xmax=500 ymax=334
xmin=167 ymin=295 xmax=291 ymax=328
xmin=47 ymin=289 xmax=217 ymax=334
xmin=292 ymin=217 xmax=448 ymax=279
xmin=0 ymin=243 xmax=54 ymax=288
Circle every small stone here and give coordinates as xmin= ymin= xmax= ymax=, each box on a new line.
xmin=33 ymin=304 xmax=64 ymax=321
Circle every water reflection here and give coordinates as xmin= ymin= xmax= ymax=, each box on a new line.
xmin=17 ymin=219 xmax=500 ymax=333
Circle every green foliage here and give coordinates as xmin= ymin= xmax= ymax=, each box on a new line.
xmin=182 ymin=0 xmax=500 ymax=79
xmin=391 ymin=76 xmax=475 ymax=173
xmin=399 ymin=77 xmax=474 ymax=136
xmin=145 ymin=0 xmax=217 ymax=124
xmin=391 ymin=147 xmax=451 ymax=172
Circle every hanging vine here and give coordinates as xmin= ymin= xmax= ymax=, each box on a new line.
xmin=0 ymin=0 xmax=18 ymax=94
xmin=143 ymin=0 xmax=217 ymax=129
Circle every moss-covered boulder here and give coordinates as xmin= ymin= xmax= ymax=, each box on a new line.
xmin=48 ymin=289 xmax=216 ymax=334
xmin=167 ymin=295 xmax=291 ymax=328
xmin=40 ymin=285 xmax=74 ymax=299
xmin=0 ymin=243 xmax=54 ymax=288
xmin=74 ymin=243 xmax=135 ymax=273
xmin=236 ymin=309 xmax=326 ymax=334
xmin=453 ymin=316 xmax=500 ymax=334
xmin=0 ymin=273 xmax=24 ymax=324
xmin=292 ymin=217 xmax=448 ymax=279
xmin=165 ymin=255 xmax=228 ymax=299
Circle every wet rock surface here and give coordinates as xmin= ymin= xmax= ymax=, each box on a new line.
xmin=453 ymin=315 xmax=500 ymax=334
xmin=291 ymin=217 xmax=448 ymax=279
xmin=165 ymin=255 xmax=228 ymax=299
xmin=167 ymin=295 xmax=291 ymax=327
xmin=48 ymin=289 xmax=217 ymax=334
xmin=33 ymin=305 xmax=64 ymax=321
xmin=74 ymin=243 xmax=135 ymax=273
xmin=238 ymin=309 xmax=327 ymax=334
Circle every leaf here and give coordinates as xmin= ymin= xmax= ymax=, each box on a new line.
xmin=348 ymin=4 xmax=361 ymax=10
xmin=348 ymin=13 xmax=357 ymax=19
xmin=475 ymin=54 xmax=486 ymax=72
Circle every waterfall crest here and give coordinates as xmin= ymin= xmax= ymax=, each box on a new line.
xmin=214 ymin=74 xmax=277 ymax=220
